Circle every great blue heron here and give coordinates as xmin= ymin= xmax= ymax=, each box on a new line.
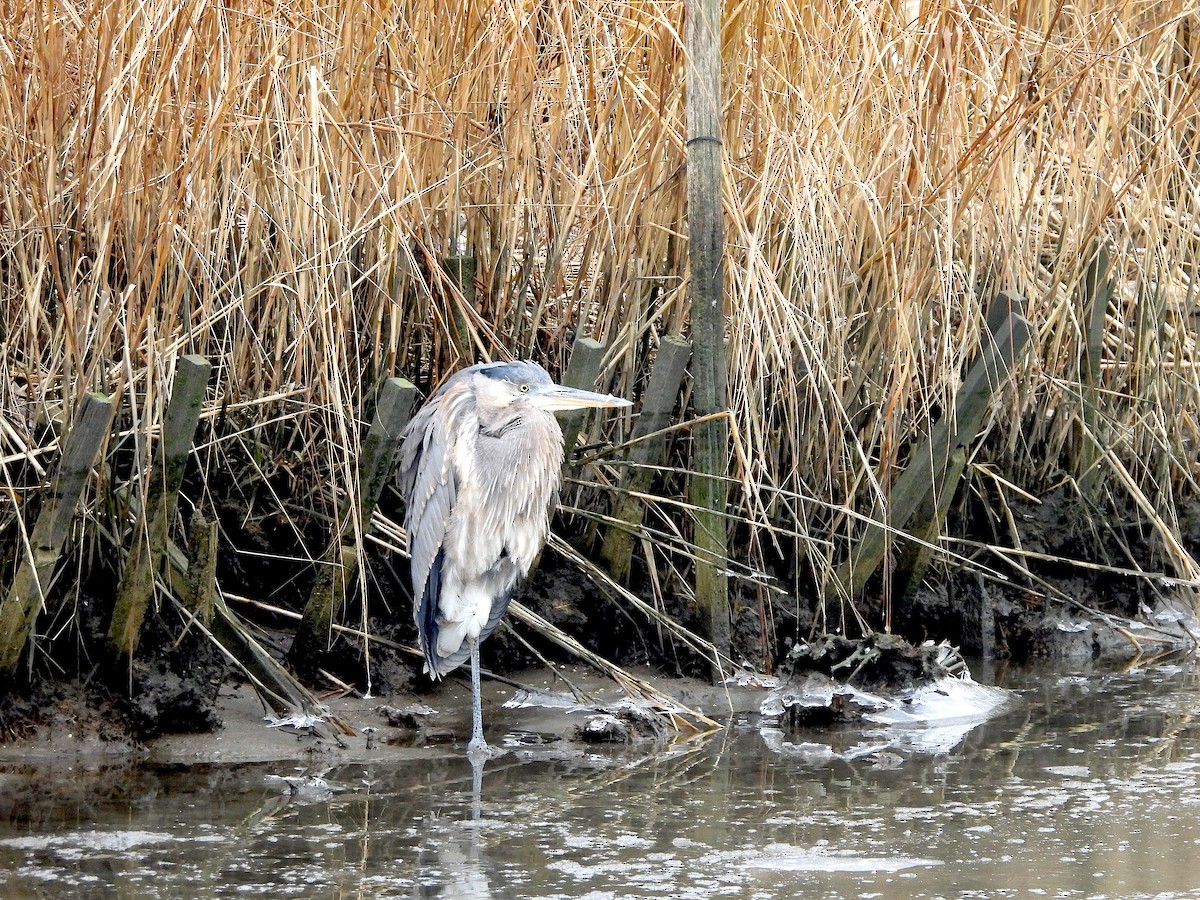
xmin=396 ymin=360 xmax=631 ymax=760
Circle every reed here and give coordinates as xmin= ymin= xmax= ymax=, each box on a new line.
xmin=0 ymin=0 xmax=1197 ymax=674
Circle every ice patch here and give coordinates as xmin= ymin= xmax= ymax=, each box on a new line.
xmin=1045 ymin=766 xmax=1091 ymax=778
xmin=503 ymin=689 xmax=585 ymax=710
xmin=742 ymin=843 xmax=943 ymax=873
xmin=864 ymin=676 xmax=1013 ymax=726
xmin=0 ymin=830 xmax=174 ymax=855
xmin=761 ymin=668 xmax=1014 ymax=759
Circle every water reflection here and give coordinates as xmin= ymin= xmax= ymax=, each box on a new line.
xmin=3 ymin=660 xmax=1200 ymax=898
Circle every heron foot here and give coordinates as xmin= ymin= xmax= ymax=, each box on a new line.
xmin=466 ymin=737 xmax=500 ymax=765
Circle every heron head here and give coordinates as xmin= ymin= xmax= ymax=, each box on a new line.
xmin=475 ymin=361 xmax=632 ymax=413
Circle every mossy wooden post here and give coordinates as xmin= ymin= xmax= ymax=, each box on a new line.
xmin=831 ymin=293 xmax=1031 ymax=608
xmin=601 ymin=336 xmax=692 ymax=583
xmin=0 ymin=393 xmax=114 ymax=677
xmin=1078 ymin=244 xmax=1112 ymax=497
xmin=291 ymin=377 xmax=416 ymax=676
xmin=108 ymin=355 xmax=210 ymax=662
xmin=686 ymin=0 xmax=730 ymax=675
xmin=557 ymin=337 xmax=609 ymax=472
xmin=443 ymin=256 xmax=477 ymax=361
xmin=894 ymin=446 xmax=967 ymax=606
xmin=186 ymin=510 xmax=219 ymax=627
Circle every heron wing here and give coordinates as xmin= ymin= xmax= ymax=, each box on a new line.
xmin=396 ymin=371 xmax=482 ymax=671
xmin=397 ymin=401 xmax=456 ymax=603
xmin=418 ymin=549 xmax=446 ymax=674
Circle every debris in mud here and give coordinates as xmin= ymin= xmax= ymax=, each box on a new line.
xmin=762 ymin=633 xmax=1012 ymax=736
xmin=264 ymin=772 xmax=344 ymax=801
xmin=780 ymin=633 xmax=966 ymax=693
xmin=0 ymin=692 xmax=43 ymax=744
xmin=264 ymin=711 xmax=329 ymax=730
xmin=570 ymin=703 xmax=667 ymax=743
xmin=577 ymin=713 xmax=631 ymax=743
xmin=503 ymin=689 xmax=671 ymax=743
xmin=376 ymin=702 xmax=436 ymax=729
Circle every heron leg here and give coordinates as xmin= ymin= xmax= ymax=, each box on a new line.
xmin=466 ymin=639 xmax=492 ymax=763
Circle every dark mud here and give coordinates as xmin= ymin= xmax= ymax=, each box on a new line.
xmin=2 ymin=476 xmax=1196 ymax=755
xmin=894 ymin=484 xmax=1198 ymax=659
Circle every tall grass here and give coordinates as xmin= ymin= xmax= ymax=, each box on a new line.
xmin=0 ymin=0 xmax=1197 ymax=666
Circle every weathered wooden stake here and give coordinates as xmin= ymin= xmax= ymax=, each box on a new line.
xmin=290 ymin=377 xmax=417 ymax=674
xmin=831 ymin=293 xmax=1032 ymax=607
xmin=1078 ymin=244 xmax=1112 ymax=496
xmin=686 ymin=0 xmax=730 ymax=675
xmin=601 ymin=336 xmax=692 ymax=583
xmin=443 ymin=256 xmax=477 ymax=361
xmin=557 ymin=337 xmax=610 ymax=472
xmin=186 ymin=510 xmax=219 ymax=627
xmin=109 ymin=355 xmax=211 ymax=661
xmin=0 ymin=393 xmax=114 ymax=677
xmin=894 ymin=446 xmax=967 ymax=605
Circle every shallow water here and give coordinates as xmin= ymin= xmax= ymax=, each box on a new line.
xmin=4 ymin=660 xmax=1200 ymax=898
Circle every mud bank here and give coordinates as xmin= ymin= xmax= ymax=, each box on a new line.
xmin=0 ymin=666 xmax=764 ymax=768
xmin=2 ymin=479 xmax=1197 ymax=760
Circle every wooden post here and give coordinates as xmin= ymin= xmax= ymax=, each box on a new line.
xmin=558 ymin=337 xmax=609 ymax=471
xmin=292 ymin=544 xmax=360 ymax=676
xmin=0 ymin=393 xmax=114 ymax=677
xmin=601 ymin=336 xmax=692 ymax=583
xmin=894 ymin=446 xmax=967 ymax=605
xmin=685 ymin=0 xmax=730 ymax=675
xmin=358 ymin=378 xmax=419 ymax=523
xmin=443 ymin=256 xmax=477 ymax=361
xmin=830 ymin=293 xmax=1032 ymax=606
xmin=290 ymin=377 xmax=417 ymax=675
xmin=1078 ymin=244 xmax=1111 ymax=496
xmin=186 ymin=510 xmax=219 ymax=627
xmin=109 ymin=355 xmax=211 ymax=661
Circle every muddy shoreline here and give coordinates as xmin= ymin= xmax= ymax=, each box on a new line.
xmin=0 ymin=666 xmax=766 ymax=768
xmin=2 ymin=480 xmax=1198 ymax=762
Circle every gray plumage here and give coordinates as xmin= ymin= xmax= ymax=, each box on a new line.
xmin=395 ymin=360 xmax=630 ymax=758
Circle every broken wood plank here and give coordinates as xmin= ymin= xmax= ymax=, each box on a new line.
xmin=600 ymin=335 xmax=692 ymax=583
xmin=0 ymin=392 xmax=115 ymax=677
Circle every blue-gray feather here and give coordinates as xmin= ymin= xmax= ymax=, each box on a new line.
xmin=396 ymin=361 xmax=565 ymax=678
xmin=394 ymin=360 xmax=628 ymax=758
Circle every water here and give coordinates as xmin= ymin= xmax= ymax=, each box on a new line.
xmin=4 ymin=660 xmax=1200 ymax=898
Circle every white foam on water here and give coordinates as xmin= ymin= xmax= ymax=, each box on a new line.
xmin=741 ymin=843 xmax=944 ymax=873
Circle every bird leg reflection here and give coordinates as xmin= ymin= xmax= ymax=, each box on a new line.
xmin=470 ymin=752 xmax=485 ymax=823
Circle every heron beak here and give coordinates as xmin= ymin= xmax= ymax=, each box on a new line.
xmin=530 ymin=384 xmax=633 ymax=412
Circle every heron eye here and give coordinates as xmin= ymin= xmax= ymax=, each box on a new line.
xmin=519 ymin=384 xmax=530 ymax=393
